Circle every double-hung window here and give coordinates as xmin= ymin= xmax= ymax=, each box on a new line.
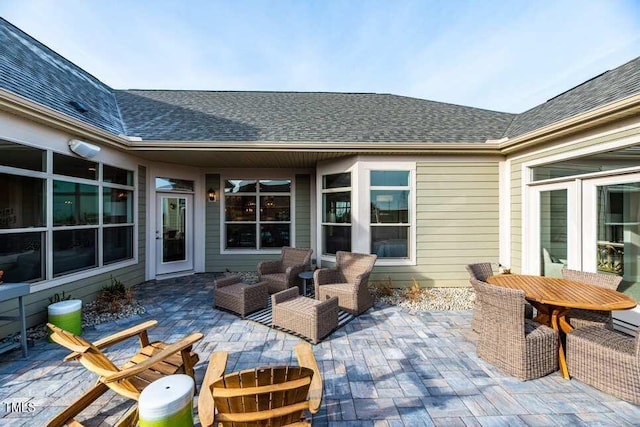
xmin=370 ymin=170 xmax=410 ymax=259
xmin=321 ymin=172 xmax=351 ymax=255
xmin=224 ymin=179 xmax=291 ymax=249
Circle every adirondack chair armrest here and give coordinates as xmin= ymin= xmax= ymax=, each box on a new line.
xmin=102 ymin=332 xmax=204 ymax=384
xmin=197 ymin=351 xmax=229 ymax=427
xmin=294 ymin=342 xmax=323 ymax=414
xmin=60 ymin=320 xmax=161 ymax=362
xmin=92 ymin=320 xmax=159 ymax=350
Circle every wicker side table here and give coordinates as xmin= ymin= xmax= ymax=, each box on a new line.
xmin=271 ymin=287 xmax=339 ymax=344
xmin=214 ymin=275 xmax=268 ymax=317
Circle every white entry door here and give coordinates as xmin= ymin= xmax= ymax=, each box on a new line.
xmin=156 ymin=193 xmax=193 ymax=274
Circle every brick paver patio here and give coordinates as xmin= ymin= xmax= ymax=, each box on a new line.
xmin=1 ymin=273 xmax=639 ymax=426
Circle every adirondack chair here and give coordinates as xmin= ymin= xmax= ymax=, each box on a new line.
xmin=198 ymin=342 xmax=323 ymax=426
xmin=46 ymin=320 xmax=203 ymax=427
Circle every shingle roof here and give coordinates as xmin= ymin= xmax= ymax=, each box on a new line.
xmin=0 ymin=18 xmax=124 ymax=135
xmin=115 ymin=90 xmax=514 ymax=142
xmin=503 ymin=56 xmax=640 ymax=138
xmin=1 ymin=17 xmax=639 ymax=145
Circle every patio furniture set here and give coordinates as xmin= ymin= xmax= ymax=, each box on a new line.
xmin=467 ymin=262 xmax=640 ymax=405
xmin=213 ymin=246 xmax=377 ymax=344
xmin=42 ymin=247 xmax=377 ymax=426
xmin=47 ymin=319 xmax=322 ymax=426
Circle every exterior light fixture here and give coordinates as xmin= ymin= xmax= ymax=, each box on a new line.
xmin=207 ymin=188 xmax=217 ymax=202
xmin=68 ymin=139 xmax=100 ymax=158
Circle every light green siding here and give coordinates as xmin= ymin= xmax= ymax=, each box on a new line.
xmin=205 ymin=174 xmax=312 ymax=272
xmin=0 ymin=165 xmax=147 ymax=337
xmin=370 ymin=162 xmax=500 ymax=288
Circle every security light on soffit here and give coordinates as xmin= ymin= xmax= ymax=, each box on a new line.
xmin=69 ymin=139 xmax=101 ymax=159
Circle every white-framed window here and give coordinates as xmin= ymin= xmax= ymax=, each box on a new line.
xmin=223 ymin=179 xmax=292 ymax=250
xmin=321 ymin=172 xmax=351 ymax=255
xmin=369 ymin=170 xmax=410 ymax=259
xmin=0 ymin=139 xmax=135 ymax=283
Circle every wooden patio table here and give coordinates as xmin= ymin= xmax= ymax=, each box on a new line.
xmin=486 ymin=274 xmax=636 ymax=379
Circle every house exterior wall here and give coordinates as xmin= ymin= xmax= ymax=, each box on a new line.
xmin=507 ymin=118 xmax=640 ymax=273
xmin=0 ymin=112 xmax=146 ymax=336
xmin=205 ymin=173 xmax=313 ymax=272
xmin=368 ymin=161 xmax=500 ymax=287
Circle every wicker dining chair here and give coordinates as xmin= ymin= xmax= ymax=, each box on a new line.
xmin=257 ymin=247 xmax=313 ymax=294
xmin=567 ymin=325 xmax=640 ymax=405
xmin=314 ymin=251 xmax=377 ymax=315
xmin=561 ymin=268 xmax=623 ymax=329
xmin=466 ymin=263 xmax=533 ymax=332
xmin=475 ymin=279 xmax=558 ymax=380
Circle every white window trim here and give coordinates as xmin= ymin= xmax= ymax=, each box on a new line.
xmin=220 ymin=175 xmax=296 ymax=254
xmin=361 ymin=162 xmax=417 ymax=266
xmin=316 ymin=159 xmax=416 ymax=266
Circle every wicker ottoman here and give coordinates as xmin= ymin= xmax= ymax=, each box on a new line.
xmin=271 ymin=287 xmax=339 ymax=344
xmin=214 ymin=275 xmax=268 ymax=317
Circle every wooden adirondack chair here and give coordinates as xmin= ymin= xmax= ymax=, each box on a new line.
xmin=198 ymin=342 xmax=323 ymax=426
xmin=47 ymin=320 xmax=203 ymax=427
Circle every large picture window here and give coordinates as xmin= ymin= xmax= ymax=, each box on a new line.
xmin=224 ymin=179 xmax=291 ymax=249
xmin=370 ymin=170 xmax=410 ymax=259
xmin=0 ymin=139 xmax=135 ymax=282
xmin=322 ymin=172 xmax=351 ymax=255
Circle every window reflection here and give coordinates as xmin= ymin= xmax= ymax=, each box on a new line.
xmin=53 ymin=229 xmax=97 ymax=276
xmin=0 ymin=232 xmax=44 ymax=282
xmin=103 ymin=189 xmax=133 ymax=224
xmin=0 ymin=173 xmax=45 ymax=229
xmin=53 ymin=181 xmax=99 ymax=226
xmin=104 ymin=226 xmax=133 ymax=264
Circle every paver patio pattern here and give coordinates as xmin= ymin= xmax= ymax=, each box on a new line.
xmin=1 ymin=273 xmax=639 ymax=426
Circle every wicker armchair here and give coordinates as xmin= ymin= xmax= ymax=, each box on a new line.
xmin=567 ymin=325 xmax=640 ymax=405
xmin=314 ymin=251 xmax=377 ymax=315
xmin=475 ymin=279 xmax=558 ymax=380
xmin=562 ymin=268 xmax=623 ymax=329
xmin=466 ymin=263 xmax=533 ymax=332
xmin=258 ymin=247 xmax=313 ymax=294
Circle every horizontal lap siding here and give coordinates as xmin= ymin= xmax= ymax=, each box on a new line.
xmin=371 ymin=162 xmax=499 ymax=288
xmin=205 ymin=174 xmax=312 ymax=272
xmin=0 ymin=165 xmax=147 ymax=336
xmin=295 ymin=174 xmax=311 ymax=250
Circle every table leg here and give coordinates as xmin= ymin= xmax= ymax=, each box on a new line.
xmin=302 ymin=278 xmax=307 ymax=296
xmin=18 ymin=295 xmax=27 ymax=357
xmin=550 ymin=306 xmax=569 ymax=379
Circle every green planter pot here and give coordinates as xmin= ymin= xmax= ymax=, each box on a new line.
xmin=48 ymin=299 xmax=82 ymax=340
xmin=139 ymin=374 xmax=194 ymax=427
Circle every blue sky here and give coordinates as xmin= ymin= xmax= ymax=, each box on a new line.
xmin=1 ymin=0 xmax=639 ymax=113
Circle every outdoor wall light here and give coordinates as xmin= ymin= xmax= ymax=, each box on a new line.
xmin=207 ymin=188 xmax=217 ymax=202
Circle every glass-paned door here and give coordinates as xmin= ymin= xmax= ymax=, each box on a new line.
xmin=528 ymin=182 xmax=578 ymax=276
xmin=156 ymin=193 xmax=193 ymax=274
xmin=583 ymin=174 xmax=640 ymax=335
xmin=583 ymin=175 xmax=640 ymax=299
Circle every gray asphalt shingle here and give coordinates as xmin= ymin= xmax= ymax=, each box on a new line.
xmin=115 ymin=90 xmax=515 ymax=143
xmin=0 ymin=18 xmax=125 ymax=135
xmin=1 ymin=17 xmax=639 ymax=146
